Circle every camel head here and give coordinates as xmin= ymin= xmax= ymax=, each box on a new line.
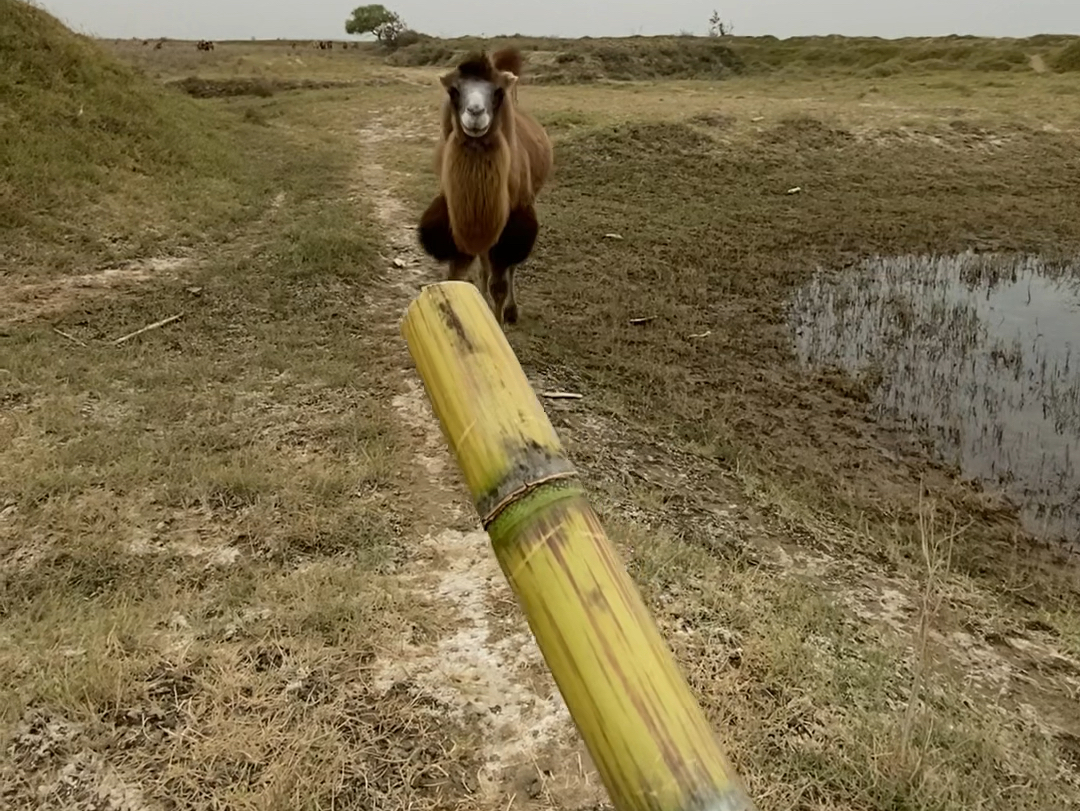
xmin=440 ymin=52 xmax=518 ymax=139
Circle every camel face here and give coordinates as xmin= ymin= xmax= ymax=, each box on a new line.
xmin=448 ymin=77 xmax=501 ymax=138
xmin=441 ymin=56 xmax=517 ymax=140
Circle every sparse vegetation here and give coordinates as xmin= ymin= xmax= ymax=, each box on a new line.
xmin=3 ymin=5 xmax=1080 ymax=810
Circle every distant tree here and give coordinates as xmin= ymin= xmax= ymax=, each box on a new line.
xmin=345 ymin=5 xmax=408 ymax=48
xmin=708 ymin=10 xmax=733 ymax=37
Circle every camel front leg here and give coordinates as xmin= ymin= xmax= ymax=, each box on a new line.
xmin=503 ymin=265 xmax=519 ymax=325
xmin=488 ymin=204 xmax=539 ymax=326
xmin=489 ymin=265 xmax=520 ymax=325
xmin=448 ymin=255 xmax=474 ymax=281
xmin=478 ymin=253 xmax=495 ymax=310
xmin=449 ymin=256 xmax=493 ymax=310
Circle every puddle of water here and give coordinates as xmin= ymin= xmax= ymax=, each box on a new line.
xmin=789 ymin=252 xmax=1080 ymax=547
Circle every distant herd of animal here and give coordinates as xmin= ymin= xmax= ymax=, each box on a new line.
xmin=146 ymin=41 xmax=550 ymax=327
xmin=132 ymin=39 xmax=361 ymax=51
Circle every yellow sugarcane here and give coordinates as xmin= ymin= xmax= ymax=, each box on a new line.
xmin=401 ymin=281 xmax=757 ymax=811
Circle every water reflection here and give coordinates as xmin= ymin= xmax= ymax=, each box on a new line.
xmin=789 ymin=252 xmax=1080 ymax=547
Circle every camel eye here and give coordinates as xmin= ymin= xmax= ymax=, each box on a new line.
xmin=448 ymin=87 xmax=460 ymax=105
xmin=493 ymin=87 xmax=505 ymax=105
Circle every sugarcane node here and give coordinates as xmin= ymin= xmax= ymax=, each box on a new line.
xmin=476 ymin=441 xmax=579 ymax=524
xmin=479 ymin=470 xmax=580 ymax=527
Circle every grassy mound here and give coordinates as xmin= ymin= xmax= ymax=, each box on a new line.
xmin=387 ymin=36 xmax=745 ymax=82
xmin=1051 ymin=40 xmax=1080 ymax=72
xmin=386 ymin=33 xmax=1077 ymax=82
xmin=0 ymin=0 xmax=261 ymax=270
xmin=732 ymin=34 xmax=1046 ymax=74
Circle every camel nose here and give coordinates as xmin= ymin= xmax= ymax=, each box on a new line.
xmin=466 ymin=103 xmax=485 ymax=117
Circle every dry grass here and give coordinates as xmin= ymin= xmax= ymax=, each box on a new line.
xmin=3 ymin=11 xmax=1080 ymax=810
xmin=370 ymin=35 xmax=1080 ymax=809
xmin=464 ymin=78 xmax=1080 ymax=587
xmin=2 ymin=8 xmax=459 ymax=808
xmin=0 ymin=103 xmax=454 ymax=807
xmin=611 ymin=508 xmax=1077 ymax=809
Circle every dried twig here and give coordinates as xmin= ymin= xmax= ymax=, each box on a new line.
xmin=113 ymin=314 xmax=182 ymax=345
xmin=53 ymin=328 xmax=87 ymax=347
xmin=541 ymin=391 xmax=583 ymax=400
xmin=688 ymin=330 xmax=712 ymax=340
xmin=629 ymin=316 xmax=657 ymax=325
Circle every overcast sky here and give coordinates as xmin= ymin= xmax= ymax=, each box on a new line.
xmin=40 ymin=1 xmax=1080 ymax=42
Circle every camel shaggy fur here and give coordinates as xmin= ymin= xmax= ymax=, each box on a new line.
xmin=417 ymin=48 xmax=553 ymax=325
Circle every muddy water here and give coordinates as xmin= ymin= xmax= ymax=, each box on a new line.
xmin=789 ymin=252 xmax=1080 ymax=547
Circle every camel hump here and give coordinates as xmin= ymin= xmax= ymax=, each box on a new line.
xmin=492 ymin=47 xmax=524 ymax=77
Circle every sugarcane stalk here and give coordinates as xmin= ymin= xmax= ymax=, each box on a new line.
xmin=400 ymin=281 xmax=757 ymax=811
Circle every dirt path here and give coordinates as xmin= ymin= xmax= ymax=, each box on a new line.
xmin=354 ymin=114 xmax=606 ymax=810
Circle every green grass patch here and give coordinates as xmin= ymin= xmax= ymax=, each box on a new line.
xmin=0 ymin=0 xmax=273 ymax=272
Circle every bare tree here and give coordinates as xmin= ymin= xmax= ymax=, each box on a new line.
xmin=708 ymin=10 xmax=733 ymax=37
xmin=345 ymin=5 xmax=408 ymax=48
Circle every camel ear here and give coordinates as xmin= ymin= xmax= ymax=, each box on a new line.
xmin=439 ymin=71 xmax=457 ymax=90
xmin=500 ymin=71 xmax=519 ymax=89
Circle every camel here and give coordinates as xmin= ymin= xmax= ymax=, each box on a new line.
xmin=416 ymin=47 xmax=553 ymax=326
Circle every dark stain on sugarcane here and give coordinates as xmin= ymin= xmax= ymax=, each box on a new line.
xmin=532 ymin=596 xmax=618 ymax=743
xmin=545 ymin=530 xmax=691 ymax=785
xmin=589 ymin=509 xmax=643 ymax=608
xmin=436 ymin=297 xmax=475 ymax=352
xmin=535 ymin=598 xmax=590 ymax=688
xmin=535 ymin=561 xmax=727 ymax=809
xmin=596 ymin=629 xmax=692 ymax=789
xmin=545 ymin=501 xmax=641 ymax=645
xmin=531 ymin=601 xmax=637 ymax=792
xmin=582 ymin=508 xmax=722 ymax=794
xmin=536 ymin=587 xmax=661 ymax=808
